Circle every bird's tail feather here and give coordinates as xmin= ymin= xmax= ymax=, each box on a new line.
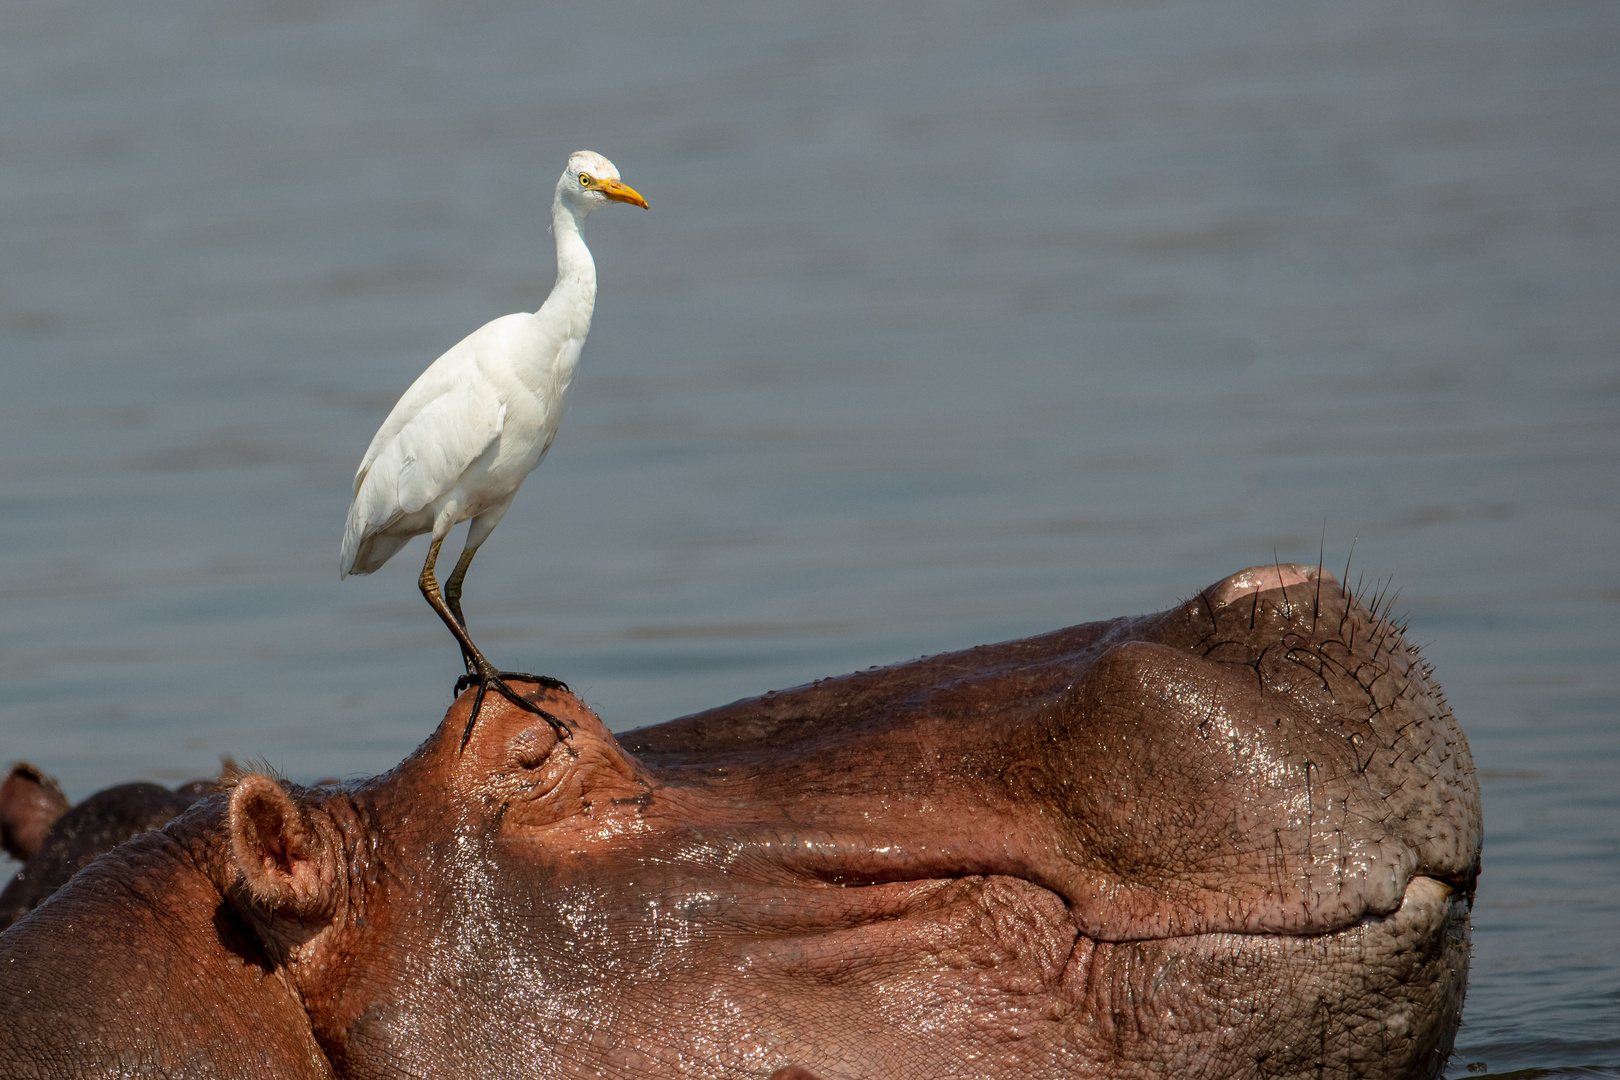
xmin=341 ymin=531 xmax=413 ymax=578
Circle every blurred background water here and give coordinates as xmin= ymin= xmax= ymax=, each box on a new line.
xmin=1 ymin=0 xmax=1615 ymax=1073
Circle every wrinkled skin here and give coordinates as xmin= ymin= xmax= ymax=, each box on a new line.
xmin=0 ymin=566 xmax=1480 ymax=1080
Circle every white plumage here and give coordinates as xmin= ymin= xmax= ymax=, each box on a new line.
xmin=340 ymin=150 xmax=646 ymax=739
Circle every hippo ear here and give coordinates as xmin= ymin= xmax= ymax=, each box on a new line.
xmin=228 ymin=775 xmax=334 ymax=921
xmin=0 ymin=762 xmax=71 ymax=861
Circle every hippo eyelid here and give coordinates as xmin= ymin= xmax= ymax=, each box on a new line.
xmin=507 ymin=729 xmax=557 ymax=770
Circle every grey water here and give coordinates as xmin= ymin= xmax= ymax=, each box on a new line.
xmin=2 ymin=0 xmax=1616 ymax=1073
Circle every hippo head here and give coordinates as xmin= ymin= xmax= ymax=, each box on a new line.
xmin=207 ymin=564 xmax=1477 ymax=1079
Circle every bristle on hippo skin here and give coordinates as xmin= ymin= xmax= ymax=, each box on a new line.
xmin=217 ymin=754 xmax=285 ymax=789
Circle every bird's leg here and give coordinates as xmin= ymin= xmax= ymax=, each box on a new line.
xmin=443 ymin=546 xmax=479 ymax=675
xmin=418 ymin=536 xmax=570 ymax=750
xmin=440 ymin=539 xmax=571 ymax=697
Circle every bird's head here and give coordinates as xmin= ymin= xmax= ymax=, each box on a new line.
xmin=558 ymin=151 xmax=648 ymax=214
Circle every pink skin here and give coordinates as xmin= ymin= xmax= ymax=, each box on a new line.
xmin=0 ymin=565 xmax=1479 ymax=1080
xmin=1204 ymin=561 xmax=1315 ymax=608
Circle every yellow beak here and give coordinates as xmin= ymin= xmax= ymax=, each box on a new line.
xmin=596 ymin=177 xmax=649 ymax=209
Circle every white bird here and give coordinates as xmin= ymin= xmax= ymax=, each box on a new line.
xmin=340 ymin=150 xmax=647 ymax=742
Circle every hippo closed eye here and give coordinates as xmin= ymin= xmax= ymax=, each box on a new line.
xmin=0 ymin=564 xmax=1479 ymax=1080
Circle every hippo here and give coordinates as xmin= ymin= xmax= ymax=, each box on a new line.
xmin=0 ymin=565 xmax=1480 ymax=1079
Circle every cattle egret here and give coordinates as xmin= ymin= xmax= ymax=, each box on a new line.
xmin=340 ymin=150 xmax=647 ymax=744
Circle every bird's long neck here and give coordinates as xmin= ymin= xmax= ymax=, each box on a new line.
xmin=541 ymin=198 xmax=597 ymax=346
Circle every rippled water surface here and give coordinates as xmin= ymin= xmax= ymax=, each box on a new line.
xmin=2 ymin=0 xmax=1616 ymax=1073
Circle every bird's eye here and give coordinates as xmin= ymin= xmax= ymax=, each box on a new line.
xmin=578 ymin=173 xmax=592 ymax=187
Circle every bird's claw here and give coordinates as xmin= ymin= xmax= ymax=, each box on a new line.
xmin=458 ymin=670 xmax=572 ymax=753
xmin=501 ymin=670 xmax=570 ymax=694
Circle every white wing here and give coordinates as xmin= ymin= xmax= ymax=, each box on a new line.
xmin=389 ymin=378 xmax=506 ymax=515
xmin=341 ymin=331 xmax=514 ymax=576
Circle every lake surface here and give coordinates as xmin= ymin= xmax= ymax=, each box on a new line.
xmin=2 ymin=0 xmax=1616 ymax=1073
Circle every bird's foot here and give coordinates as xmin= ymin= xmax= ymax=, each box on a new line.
xmin=454 ymin=671 xmax=569 ymax=696
xmin=457 ymin=668 xmax=571 ymax=752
